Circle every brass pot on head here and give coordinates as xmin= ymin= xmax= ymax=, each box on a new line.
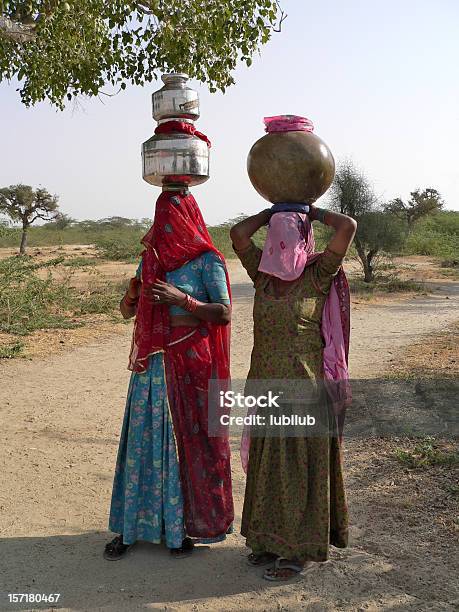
xmin=247 ymin=117 xmax=335 ymax=203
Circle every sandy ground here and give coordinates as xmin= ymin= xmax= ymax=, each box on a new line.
xmin=0 ymin=258 xmax=458 ymax=611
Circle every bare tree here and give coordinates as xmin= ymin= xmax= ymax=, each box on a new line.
xmin=0 ymin=184 xmax=59 ymax=254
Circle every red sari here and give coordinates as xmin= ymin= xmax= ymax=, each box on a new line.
xmin=129 ymin=191 xmax=233 ymax=539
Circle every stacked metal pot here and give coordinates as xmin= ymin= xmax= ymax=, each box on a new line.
xmin=142 ymin=73 xmax=210 ymax=187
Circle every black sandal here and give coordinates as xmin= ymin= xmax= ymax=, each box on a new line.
xmin=103 ymin=535 xmax=131 ymax=561
xmin=169 ymin=537 xmax=194 ymax=559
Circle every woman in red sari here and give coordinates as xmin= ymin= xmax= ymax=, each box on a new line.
xmin=105 ymin=189 xmax=234 ymax=560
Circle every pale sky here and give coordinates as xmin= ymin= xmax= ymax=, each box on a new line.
xmin=1 ymin=0 xmax=458 ymax=225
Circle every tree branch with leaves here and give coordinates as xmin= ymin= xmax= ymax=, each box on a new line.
xmin=0 ymin=0 xmax=285 ymax=108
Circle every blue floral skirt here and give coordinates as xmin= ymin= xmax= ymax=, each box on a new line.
xmin=108 ymin=352 xmax=231 ymax=548
xmin=109 ymin=353 xmax=185 ymax=548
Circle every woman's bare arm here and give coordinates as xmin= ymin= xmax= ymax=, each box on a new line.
xmin=120 ymin=277 xmax=141 ymax=319
xmin=191 ymin=302 xmax=231 ymax=325
xmin=229 ymin=209 xmax=271 ymax=251
xmin=147 ymin=280 xmax=231 ymax=325
xmin=309 ymin=204 xmax=357 ymax=255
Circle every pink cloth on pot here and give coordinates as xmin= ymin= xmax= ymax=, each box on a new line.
xmin=264 ymin=115 xmax=314 ymax=133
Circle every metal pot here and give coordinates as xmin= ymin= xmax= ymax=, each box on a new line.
xmin=142 ymin=131 xmax=210 ymax=187
xmin=142 ymin=73 xmax=209 ymax=186
xmin=247 ymin=131 xmax=335 ymax=203
xmin=152 ymin=73 xmax=200 ymax=122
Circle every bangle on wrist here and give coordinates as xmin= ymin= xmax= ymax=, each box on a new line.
xmin=181 ymin=294 xmax=199 ymax=313
xmin=123 ymin=293 xmax=138 ymax=307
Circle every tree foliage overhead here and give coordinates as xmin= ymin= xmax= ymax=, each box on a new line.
xmin=0 ymin=0 xmax=284 ymax=108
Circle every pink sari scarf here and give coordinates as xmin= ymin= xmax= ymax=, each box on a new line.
xmin=241 ymin=212 xmax=351 ymax=472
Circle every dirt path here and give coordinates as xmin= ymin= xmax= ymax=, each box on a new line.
xmin=0 ymin=264 xmax=458 ymax=611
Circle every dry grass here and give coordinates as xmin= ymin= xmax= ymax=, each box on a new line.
xmin=386 ymin=320 xmax=459 ymax=379
xmin=367 ymin=321 xmax=459 ymax=539
xmin=1 ymin=247 xmax=457 ymax=360
xmin=0 ymin=245 xmax=135 ymax=360
xmin=348 ymin=437 xmax=459 ymax=539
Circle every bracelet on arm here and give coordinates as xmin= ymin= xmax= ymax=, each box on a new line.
xmin=181 ymin=294 xmax=199 ymax=313
xmin=123 ymin=293 xmax=139 ymax=307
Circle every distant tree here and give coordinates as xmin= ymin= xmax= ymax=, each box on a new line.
xmin=0 ymin=218 xmax=12 ymax=239
xmin=219 ymin=213 xmax=249 ymax=227
xmin=353 ymin=211 xmax=406 ymax=282
xmin=328 ymin=161 xmax=405 ymax=282
xmin=98 ymin=216 xmax=135 ymax=228
xmin=385 ymin=188 xmax=444 ymax=232
xmin=76 ymin=219 xmax=100 ymax=231
xmin=44 ymin=212 xmax=74 ymax=230
xmin=0 ymin=0 xmax=284 ymax=108
xmin=139 ymin=217 xmax=153 ymax=230
xmin=0 ymin=184 xmax=59 ymax=253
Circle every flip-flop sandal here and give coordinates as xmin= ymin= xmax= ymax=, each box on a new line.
xmin=247 ymin=552 xmax=279 ymax=567
xmin=170 ymin=537 xmax=194 ymax=559
xmin=103 ymin=535 xmax=131 ymax=561
xmin=263 ymin=557 xmax=310 ymax=582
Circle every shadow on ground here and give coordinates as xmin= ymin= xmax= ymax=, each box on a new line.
xmin=0 ymin=532 xmax=280 ymax=610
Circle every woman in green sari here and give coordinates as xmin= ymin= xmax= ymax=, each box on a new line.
xmin=231 ymin=203 xmax=356 ymax=581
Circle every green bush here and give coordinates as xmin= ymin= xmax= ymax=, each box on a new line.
xmin=441 ymin=259 xmax=459 ymax=268
xmin=2 ymin=211 xmax=456 ymax=261
xmin=0 ymin=256 xmax=125 ymax=338
xmin=76 ymin=280 xmax=127 ymax=315
xmin=0 ymin=256 xmax=79 ymax=335
xmin=94 ymin=233 xmax=144 ymax=262
xmin=209 ymin=224 xmax=267 ymax=258
xmin=0 ymin=218 xmax=151 ymax=250
xmin=0 ymin=341 xmax=24 ymax=359
xmin=349 ymin=277 xmax=425 ymax=295
xmin=403 ymin=211 xmax=459 ymax=258
xmin=62 ymin=256 xmax=98 ymax=267
xmin=394 ymin=437 xmax=459 ymax=469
